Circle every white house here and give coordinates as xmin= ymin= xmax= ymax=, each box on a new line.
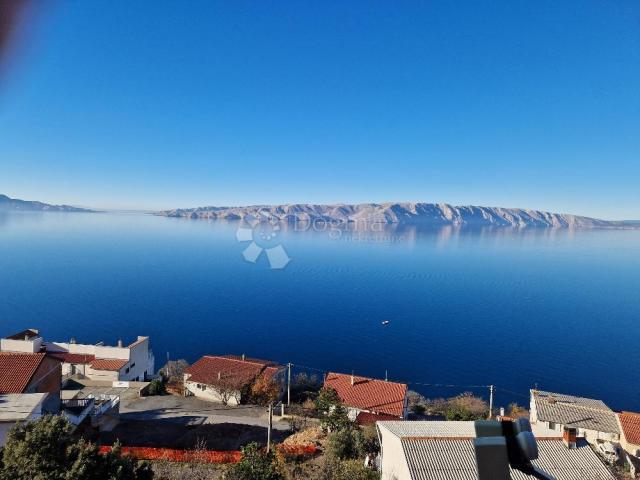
xmin=617 ymin=411 xmax=640 ymax=477
xmin=184 ymin=355 xmax=284 ymax=406
xmin=529 ymin=390 xmax=620 ymax=445
xmin=0 ymin=393 xmax=48 ymax=446
xmin=376 ymin=420 xmax=616 ymax=480
xmin=1 ymin=329 xmax=155 ymax=382
xmin=323 ymin=372 xmax=408 ymax=422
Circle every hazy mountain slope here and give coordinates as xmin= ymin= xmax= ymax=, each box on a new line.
xmin=157 ymin=202 xmax=625 ymax=228
xmin=0 ymin=194 xmax=93 ymax=212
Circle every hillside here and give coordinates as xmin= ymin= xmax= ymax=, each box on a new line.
xmin=157 ymin=202 xmax=626 ymax=228
xmin=0 ymin=194 xmax=94 ymax=212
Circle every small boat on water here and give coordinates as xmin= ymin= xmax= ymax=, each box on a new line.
xmin=381 ymin=320 xmax=391 ymax=326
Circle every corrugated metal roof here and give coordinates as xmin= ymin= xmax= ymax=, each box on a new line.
xmin=401 ymin=438 xmax=615 ymax=480
xmin=532 ymin=390 xmax=619 ymax=434
xmin=378 ymin=420 xmax=477 ymax=438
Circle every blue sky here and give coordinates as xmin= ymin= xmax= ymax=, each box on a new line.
xmin=0 ymin=1 xmax=639 ymax=218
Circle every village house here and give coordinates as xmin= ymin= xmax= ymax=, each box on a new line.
xmin=0 ymin=393 xmax=49 ymax=446
xmin=529 ymin=390 xmax=620 ymax=445
xmin=617 ymin=411 xmax=640 ymax=477
xmin=324 ymin=372 xmax=408 ymax=422
xmin=0 ymin=351 xmax=62 ymax=413
xmin=376 ymin=420 xmax=616 ymax=480
xmin=1 ymin=329 xmax=155 ymax=382
xmin=184 ymin=355 xmax=285 ymax=405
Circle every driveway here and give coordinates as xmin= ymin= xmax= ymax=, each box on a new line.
xmin=121 ymin=395 xmax=290 ymax=430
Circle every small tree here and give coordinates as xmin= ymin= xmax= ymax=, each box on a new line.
xmin=315 ymin=387 xmax=341 ymax=414
xmin=249 ymin=373 xmax=280 ymax=406
xmin=444 ymin=393 xmax=488 ymax=421
xmin=147 ymin=378 xmax=166 ymax=396
xmin=321 ymin=404 xmax=351 ymax=432
xmin=0 ymin=416 xmax=152 ymax=480
xmin=159 ymin=359 xmax=190 ymax=383
xmin=326 ymin=428 xmax=365 ymax=460
xmin=507 ymin=403 xmax=529 ymax=418
xmin=224 ymin=443 xmax=283 ymax=480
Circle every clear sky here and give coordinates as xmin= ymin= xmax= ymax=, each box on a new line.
xmin=0 ymin=1 xmax=639 ymax=218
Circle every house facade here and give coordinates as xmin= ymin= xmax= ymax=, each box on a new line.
xmin=376 ymin=420 xmax=616 ymax=480
xmin=184 ymin=355 xmax=284 ymax=405
xmin=617 ymin=411 xmax=640 ymax=477
xmin=324 ymin=372 xmax=408 ymax=421
xmin=1 ymin=329 xmax=155 ymax=382
xmin=0 ymin=352 xmax=62 ymax=413
xmin=529 ymin=389 xmax=620 ymax=445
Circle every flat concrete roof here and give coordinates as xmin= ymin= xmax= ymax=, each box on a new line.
xmin=0 ymin=393 xmax=47 ymax=421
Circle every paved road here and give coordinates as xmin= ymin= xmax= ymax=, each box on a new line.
xmin=120 ymin=395 xmax=290 ymax=430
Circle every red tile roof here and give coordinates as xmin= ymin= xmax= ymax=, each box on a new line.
xmin=185 ymin=355 xmax=279 ymax=388
xmin=90 ymin=358 xmax=128 ymax=371
xmin=356 ymin=411 xmax=400 ymax=425
xmin=47 ymin=352 xmax=95 ymax=364
xmin=0 ymin=353 xmax=47 ymax=393
xmin=324 ymin=372 xmax=407 ymax=418
xmin=619 ymin=412 xmax=640 ymax=446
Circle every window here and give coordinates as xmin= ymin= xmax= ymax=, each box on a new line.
xmin=125 ymin=367 xmax=130 ymax=374
xmin=548 ymin=422 xmax=556 ymax=430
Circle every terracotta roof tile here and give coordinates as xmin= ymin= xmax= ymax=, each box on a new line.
xmin=324 ymin=372 xmax=407 ymax=417
xmin=90 ymin=358 xmax=128 ymax=371
xmin=619 ymin=412 xmax=640 ymax=446
xmin=356 ymin=411 xmax=399 ymax=425
xmin=185 ymin=355 xmax=279 ymax=388
xmin=47 ymin=352 xmax=95 ymax=364
xmin=0 ymin=353 xmax=47 ymax=393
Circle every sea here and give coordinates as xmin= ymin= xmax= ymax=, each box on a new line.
xmin=0 ymin=211 xmax=638 ymax=411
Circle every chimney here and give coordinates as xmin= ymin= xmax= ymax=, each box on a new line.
xmin=499 ymin=407 xmax=505 ymax=417
xmin=563 ymin=427 xmax=577 ymax=449
xmin=70 ymin=337 xmax=76 ymax=344
xmin=218 ymin=371 xmax=222 ymax=380
xmin=117 ymin=339 xmax=123 ymax=348
xmin=24 ymin=334 xmax=30 ymax=341
xmin=351 ymin=372 xmax=355 ymax=386
xmin=242 ymin=354 xmax=245 ymax=361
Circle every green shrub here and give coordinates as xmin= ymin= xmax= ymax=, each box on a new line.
xmin=224 ymin=443 xmax=283 ymax=480
xmin=147 ymin=378 xmax=166 ymax=396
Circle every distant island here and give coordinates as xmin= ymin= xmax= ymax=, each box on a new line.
xmin=0 ymin=194 xmax=94 ymax=212
xmin=157 ymin=202 xmax=629 ymax=228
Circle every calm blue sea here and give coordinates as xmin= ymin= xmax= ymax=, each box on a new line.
xmin=0 ymin=211 xmax=638 ymax=411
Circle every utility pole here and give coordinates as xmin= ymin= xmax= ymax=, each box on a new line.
xmin=488 ymin=385 xmax=494 ymax=419
xmin=267 ymin=403 xmax=273 ymax=453
xmin=287 ymin=363 xmax=292 ymax=407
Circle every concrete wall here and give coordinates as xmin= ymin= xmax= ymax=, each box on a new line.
xmin=377 ymin=426 xmax=411 ymax=480
xmin=620 ymin=437 xmax=640 ymax=458
xmin=0 ymin=337 xmax=43 ymax=353
xmin=23 ymin=357 xmax=61 ymax=413
xmin=53 ymin=336 xmax=154 ymax=382
xmin=85 ymin=366 xmax=120 ymax=382
xmin=124 ymin=337 xmax=154 ymax=381
xmin=185 ymin=381 xmax=241 ymax=406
